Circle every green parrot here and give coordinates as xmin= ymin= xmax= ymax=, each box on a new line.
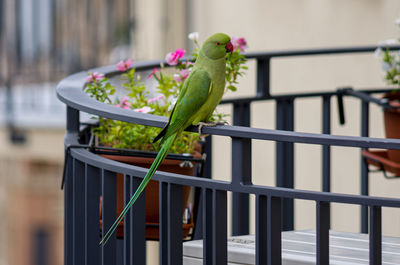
xmin=100 ymin=33 xmax=233 ymax=244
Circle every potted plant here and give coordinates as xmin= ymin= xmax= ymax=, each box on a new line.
xmin=85 ymin=33 xmax=248 ymax=239
xmin=363 ymin=19 xmax=400 ymax=177
xmin=375 ymin=22 xmax=400 ymax=164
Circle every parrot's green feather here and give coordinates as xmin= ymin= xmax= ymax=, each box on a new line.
xmin=100 ymin=133 xmax=178 ymax=245
xmin=159 ymin=69 xmax=211 ymax=144
xmin=152 ymin=104 xmax=175 ymax=143
xmin=100 ymin=33 xmax=231 ymax=245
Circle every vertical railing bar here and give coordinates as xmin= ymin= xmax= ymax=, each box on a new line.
xmin=316 ymin=201 xmax=330 ymax=265
xmin=204 ymin=136 xmax=213 ymax=179
xmin=232 ymin=102 xmax=251 ymax=236
xmin=369 ymin=205 xmax=382 ymax=265
xmin=361 ymin=101 xmax=370 ymax=233
xmin=66 ymin=106 xmax=79 ymax=265
xmin=193 ymin=136 xmax=212 ymax=240
xmin=192 ymin=186 xmax=204 ymax=240
xmin=159 ymin=182 xmax=168 ymax=265
xmin=73 ymin=159 xmax=85 ymax=265
xmin=213 ymin=190 xmax=227 ymax=265
xmin=131 ymin=176 xmax=146 ymax=265
xmin=65 ymin=153 xmax=74 ymax=265
xmin=322 ymin=95 xmax=331 ymax=229
xmin=123 ymin=175 xmax=131 ymax=265
xmin=268 ymin=196 xmax=282 ymax=265
xmin=337 ymin=91 xmax=345 ymax=125
xmin=203 ymin=188 xmax=213 ymax=265
xmin=256 ymin=195 xmax=268 ymax=265
xmin=85 ymin=165 xmax=100 ymax=265
xmin=101 ymin=169 xmax=117 ymax=265
xmin=256 ymin=56 xmax=271 ymax=97
xmin=66 ymin=106 xmax=80 ymax=132
xmin=168 ymin=183 xmax=182 ymax=265
xmin=322 ymin=95 xmax=331 ymax=192
xmin=276 ymin=99 xmax=294 ymax=231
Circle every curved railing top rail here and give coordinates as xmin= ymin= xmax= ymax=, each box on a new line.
xmin=56 ymin=45 xmax=400 ymax=150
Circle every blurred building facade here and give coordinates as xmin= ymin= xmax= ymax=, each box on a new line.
xmin=1 ymin=0 xmax=142 ymax=264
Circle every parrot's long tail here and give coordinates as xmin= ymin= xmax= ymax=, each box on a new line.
xmin=100 ymin=133 xmax=177 ymax=245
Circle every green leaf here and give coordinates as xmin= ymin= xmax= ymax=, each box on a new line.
xmin=227 ymin=85 xmax=237 ymax=92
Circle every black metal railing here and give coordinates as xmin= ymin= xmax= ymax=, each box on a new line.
xmin=57 ymin=46 xmax=400 ymax=265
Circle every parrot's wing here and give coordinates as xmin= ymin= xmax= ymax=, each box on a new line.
xmin=155 ymin=68 xmax=211 ymax=143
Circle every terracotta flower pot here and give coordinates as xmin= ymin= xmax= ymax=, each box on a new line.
xmin=100 ymin=150 xmax=202 ymax=240
xmin=383 ymin=92 xmax=400 ymax=163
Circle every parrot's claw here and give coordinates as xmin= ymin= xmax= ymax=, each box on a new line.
xmin=197 ymin=121 xmax=228 ymax=138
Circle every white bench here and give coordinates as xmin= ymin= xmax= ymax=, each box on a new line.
xmin=183 ymin=230 xmax=400 ymax=264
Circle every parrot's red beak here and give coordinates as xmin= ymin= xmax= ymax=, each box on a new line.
xmin=226 ymin=42 xmax=234 ymax=53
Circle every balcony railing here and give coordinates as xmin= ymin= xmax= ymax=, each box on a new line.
xmin=57 ymin=46 xmax=400 ymax=265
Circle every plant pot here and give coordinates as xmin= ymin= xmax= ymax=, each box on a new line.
xmin=100 ymin=150 xmax=202 ymax=240
xmin=362 ymin=150 xmax=400 ymax=177
xmin=383 ymin=92 xmax=400 ymax=163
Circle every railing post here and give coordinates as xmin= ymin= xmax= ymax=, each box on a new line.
xmin=256 ymin=195 xmax=268 ymax=265
xmin=276 ymin=98 xmax=294 ymax=231
xmin=64 ymin=149 xmax=73 ymax=265
xmin=369 ymin=205 xmax=382 ymax=265
xmin=66 ymin=106 xmax=81 ymax=265
xmin=131 ymin=176 xmax=146 ymax=265
xmin=316 ymin=201 xmax=330 ymax=265
xmin=159 ymin=182 xmax=168 ymax=265
xmin=232 ymin=102 xmax=251 ymax=236
xmin=361 ymin=101 xmax=370 ymax=234
xmin=73 ymin=159 xmax=85 ymax=265
xmin=213 ymin=190 xmax=227 ymax=265
xmin=204 ymin=136 xmax=213 ymax=179
xmin=336 ymin=90 xmax=345 ymax=125
xmin=123 ymin=175 xmax=146 ymax=265
xmin=123 ymin=175 xmax=131 ymax=265
xmin=101 ymin=170 xmax=117 ymax=265
xmin=85 ymin=165 xmax=100 ymax=265
xmin=322 ymin=95 xmax=331 ymax=229
xmin=268 ymin=196 xmax=282 ymax=265
xmin=256 ymin=57 xmax=271 ymax=97
xmin=167 ymin=183 xmax=182 ymax=265
xmin=66 ymin=106 xmax=80 ymax=133
xmin=322 ymin=96 xmax=331 ymax=193
xmin=203 ymin=188 xmax=213 ymax=265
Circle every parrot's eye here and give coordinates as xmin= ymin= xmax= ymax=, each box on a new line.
xmin=216 ymin=42 xmax=221 ymax=46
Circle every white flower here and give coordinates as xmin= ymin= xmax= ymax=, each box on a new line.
xmin=168 ymin=97 xmax=177 ymax=111
xmin=374 ymin=48 xmax=383 ymax=58
xmin=382 ymin=62 xmax=392 ymax=71
xmin=395 ymin=18 xmax=400 ymax=26
xmin=380 ymin=39 xmax=397 ymax=46
xmin=188 ymin=32 xmax=199 ymax=41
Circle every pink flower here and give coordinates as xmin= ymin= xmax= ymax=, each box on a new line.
xmin=231 ymin=36 xmax=248 ymax=52
xmin=174 ymin=69 xmax=190 ymax=83
xmin=116 ymin=97 xmax=130 ymax=109
xmin=116 ymin=58 xmax=133 ymax=71
xmin=86 ymin=72 xmax=105 ymax=83
xmin=147 ymin=67 xmax=160 ymax=79
xmin=165 ymin=48 xmax=186 ymax=65
xmin=179 ymin=69 xmax=190 ymax=80
xmin=133 ymin=106 xmax=152 ymax=113
xmin=148 ymin=95 xmax=165 ymax=103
